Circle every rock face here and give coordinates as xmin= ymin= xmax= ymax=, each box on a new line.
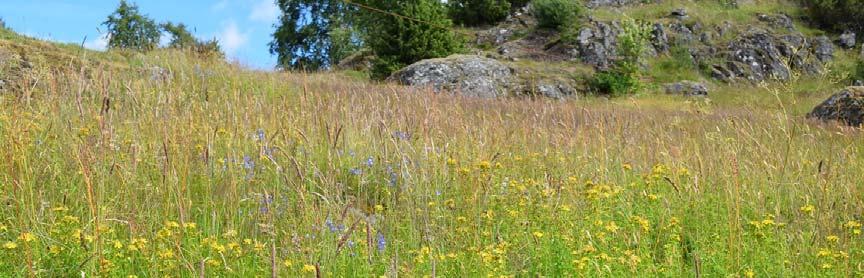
xmin=839 ymin=31 xmax=857 ymax=49
xmin=710 ymin=29 xmax=833 ymax=82
xmin=664 ymin=81 xmax=709 ymax=96
xmin=757 ymin=13 xmax=795 ymax=30
xmin=808 ymin=87 xmax=864 ymax=126
xmin=574 ymin=21 xmax=622 ymax=69
xmin=388 ymin=55 xmax=515 ymax=98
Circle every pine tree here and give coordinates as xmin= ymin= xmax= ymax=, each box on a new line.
xmin=449 ymin=0 xmax=511 ymax=26
xmin=359 ymin=0 xmax=462 ymax=79
xmin=103 ymin=0 xmax=161 ymax=51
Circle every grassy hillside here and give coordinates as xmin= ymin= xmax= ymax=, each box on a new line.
xmin=1 ymin=16 xmax=864 ymax=278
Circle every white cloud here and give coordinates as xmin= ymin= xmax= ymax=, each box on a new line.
xmin=218 ymin=21 xmax=249 ymax=55
xmin=84 ymin=33 xmax=109 ymax=51
xmin=249 ymin=0 xmax=279 ymax=22
xmin=212 ymin=0 xmax=230 ymax=11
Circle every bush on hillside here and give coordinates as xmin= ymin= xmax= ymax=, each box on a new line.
xmin=449 ymin=0 xmax=511 ymax=26
xmin=162 ymin=22 xmax=224 ymax=59
xmin=590 ymin=18 xmax=652 ymax=96
xmin=103 ymin=0 xmax=161 ymax=51
xmin=360 ymin=0 xmax=462 ymax=79
xmin=803 ymin=0 xmax=864 ymax=32
xmin=533 ymin=0 xmax=583 ymax=30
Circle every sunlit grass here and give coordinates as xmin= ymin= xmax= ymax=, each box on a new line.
xmin=1 ymin=33 xmax=863 ymax=277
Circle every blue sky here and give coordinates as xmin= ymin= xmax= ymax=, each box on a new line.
xmin=0 ymin=0 xmax=280 ymax=69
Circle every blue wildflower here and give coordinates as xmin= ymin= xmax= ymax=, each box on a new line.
xmin=392 ymin=131 xmax=411 ymax=140
xmin=256 ymin=129 xmax=266 ymax=141
xmin=376 ymin=232 xmax=386 ymax=251
xmin=365 ymin=156 xmax=374 ymax=167
xmin=325 ymin=218 xmax=343 ymax=233
xmin=243 ymin=155 xmax=255 ymax=170
xmin=349 ymin=168 xmax=363 ymax=175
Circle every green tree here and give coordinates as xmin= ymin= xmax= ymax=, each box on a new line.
xmin=358 ymin=0 xmax=462 ymax=79
xmin=161 ymin=22 xmax=196 ymax=49
xmin=161 ymin=22 xmax=224 ymax=58
xmin=449 ymin=0 xmax=511 ymax=26
xmin=103 ymin=0 xmax=161 ymax=51
xmin=270 ymin=0 xmax=360 ymax=71
xmin=532 ymin=0 xmax=583 ymax=30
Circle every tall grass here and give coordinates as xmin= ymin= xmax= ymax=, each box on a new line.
xmin=0 ymin=46 xmax=862 ymax=276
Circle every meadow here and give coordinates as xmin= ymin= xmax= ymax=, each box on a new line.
xmin=1 ymin=42 xmax=863 ymax=277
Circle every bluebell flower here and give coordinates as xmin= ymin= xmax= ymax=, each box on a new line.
xmin=349 ymin=168 xmax=363 ymax=175
xmin=256 ymin=129 xmax=266 ymax=141
xmin=376 ymin=232 xmax=386 ymax=251
xmin=243 ymin=155 xmax=255 ymax=170
xmin=392 ymin=131 xmax=411 ymax=140
xmin=365 ymin=156 xmax=374 ymax=167
xmin=325 ymin=218 xmax=343 ymax=233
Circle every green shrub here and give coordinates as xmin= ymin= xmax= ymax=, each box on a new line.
xmin=590 ymin=68 xmax=642 ymax=96
xmin=532 ymin=0 xmax=582 ymax=30
xmin=851 ymin=60 xmax=864 ymax=82
xmin=102 ymin=0 xmax=161 ymax=51
xmin=590 ymin=18 xmax=651 ymax=96
xmin=449 ymin=0 xmax=511 ymax=26
xmin=361 ymin=0 xmax=462 ymax=79
xmin=803 ymin=0 xmax=864 ymax=31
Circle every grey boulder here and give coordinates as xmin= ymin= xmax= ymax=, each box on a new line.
xmin=664 ymin=81 xmax=709 ymax=96
xmin=839 ymin=31 xmax=857 ymax=49
xmin=808 ymin=86 xmax=864 ymax=126
xmin=387 ymin=55 xmax=515 ymax=98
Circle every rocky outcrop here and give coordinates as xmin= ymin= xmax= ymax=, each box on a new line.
xmin=710 ymin=29 xmax=833 ymax=82
xmin=839 ymin=31 xmax=857 ymax=49
xmin=757 ymin=13 xmax=795 ymax=30
xmin=388 ymin=55 xmax=516 ymax=98
xmin=573 ymin=21 xmax=622 ymax=69
xmin=336 ymin=51 xmax=375 ymax=71
xmin=808 ymin=87 xmax=864 ymax=126
xmin=664 ymin=81 xmax=708 ymax=96
xmin=476 ymin=7 xmax=535 ymax=48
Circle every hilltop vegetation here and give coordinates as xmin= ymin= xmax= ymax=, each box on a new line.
xmin=0 ymin=0 xmax=863 ymax=277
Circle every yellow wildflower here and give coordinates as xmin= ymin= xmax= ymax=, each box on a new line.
xmin=532 ymin=231 xmax=544 ymax=238
xmin=3 ymin=242 xmax=17 ymax=249
xmin=744 ymin=269 xmax=755 ymax=278
xmin=826 ymin=235 xmax=839 ymax=243
xmin=283 ymin=259 xmax=293 ymax=267
xmin=302 ymin=264 xmax=317 ymax=273
xmin=800 ymin=204 xmax=815 ymax=214
xmin=49 ymin=245 xmax=62 ymax=255
xmin=622 ymin=163 xmax=632 ymax=171
xmin=18 ymin=232 xmax=36 ymax=243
